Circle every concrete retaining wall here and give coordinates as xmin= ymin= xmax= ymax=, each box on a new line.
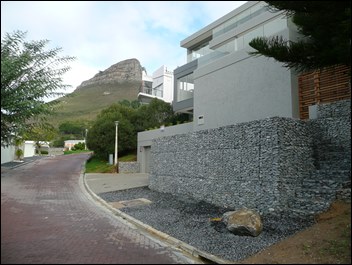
xmin=49 ymin=148 xmax=64 ymax=156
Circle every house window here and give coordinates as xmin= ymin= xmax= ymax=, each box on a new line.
xmin=177 ymin=73 xmax=194 ymax=102
xmin=187 ymin=40 xmax=212 ymax=63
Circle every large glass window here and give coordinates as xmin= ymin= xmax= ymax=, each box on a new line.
xmin=186 ymin=4 xmax=288 ymax=69
xmin=187 ymin=41 xmax=211 ymax=63
xmin=177 ymin=73 xmax=194 ymax=102
xmin=153 ymin=84 xmax=163 ymax=98
xmin=213 ymin=16 xmax=287 ymax=56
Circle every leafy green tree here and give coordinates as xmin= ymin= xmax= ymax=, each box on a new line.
xmin=87 ymin=103 xmax=137 ymax=159
xmin=51 ymin=136 xmax=68 ymax=148
xmin=118 ymin=99 xmax=141 ymax=109
xmin=1 ymin=30 xmax=75 ymax=146
xmin=248 ymin=1 xmax=351 ymax=72
xmin=87 ymin=99 xmax=191 ymax=159
xmin=134 ymin=98 xmax=176 ymax=131
xmin=58 ymin=120 xmax=89 ymax=136
xmin=23 ymin=123 xmax=58 ymax=154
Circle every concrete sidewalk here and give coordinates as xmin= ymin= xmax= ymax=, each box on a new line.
xmin=85 ymin=173 xmax=149 ymax=194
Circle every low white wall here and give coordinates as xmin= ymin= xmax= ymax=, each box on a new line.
xmin=23 ymin=141 xmax=36 ymax=158
xmin=1 ymin=145 xmax=15 ymax=164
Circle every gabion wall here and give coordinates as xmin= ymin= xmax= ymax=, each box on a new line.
xmin=149 ymin=100 xmax=351 ymax=217
xmin=119 ymin=162 xmax=140 ymax=173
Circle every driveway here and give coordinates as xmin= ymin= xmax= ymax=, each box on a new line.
xmin=1 ymin=154 xmax=191 ymax=264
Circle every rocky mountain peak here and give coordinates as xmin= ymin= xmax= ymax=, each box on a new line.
xmin=76 ymin=58 xmax=142 ymax=90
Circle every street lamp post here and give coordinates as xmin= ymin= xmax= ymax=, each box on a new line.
xmin=85 ymin=128 xmax=88 ymax=150
xmin=114 ymin=121 xmax=119 ymax=172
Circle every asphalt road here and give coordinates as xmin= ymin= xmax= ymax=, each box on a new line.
xmin=1 ymin=154 xmax=193 ymax=264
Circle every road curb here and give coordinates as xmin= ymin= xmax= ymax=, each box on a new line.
xmin=81 ymin=168 xmax=234 ymax=264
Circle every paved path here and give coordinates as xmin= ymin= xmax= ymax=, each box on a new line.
xmin=85 ymin=173 xmax=149 ymax=194
xmin=1 ymin=154 xmax=192 ymax=264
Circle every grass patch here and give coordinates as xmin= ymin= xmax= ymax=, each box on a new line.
xmin=85 ymin=153 xmax=137 ymax=173
xmin=119 ymin=153 xmax=137 ymax=162
xmin=85 ymin=156 xmax=116 ymax=173
xmin=319 ymin=223 xmax=351 ymax=263
xmin=302 ymin=243 xmax=312 ymax=255
xmin=64 ymin=150 xmax=91 ymax=155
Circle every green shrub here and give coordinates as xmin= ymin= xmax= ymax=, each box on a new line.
xmin=15 ymin=149 xmax=23 ymax=160
xmin=72 ymin=142 xmax=85 ymax=151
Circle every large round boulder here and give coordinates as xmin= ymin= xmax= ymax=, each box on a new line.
xmin=221 ymin=208 xmax=263 ymax=237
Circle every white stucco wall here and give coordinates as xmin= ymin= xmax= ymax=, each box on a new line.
xmin=23 ymin=141 xmax=36 ymax=158
xmin=64 ymin=140 xmax=85 ymax=150
xmin=152 ymin=65 xmax=174 ymax=103
xmin=1 ymin=145 xmax=15 ymax=164
xmin=193 ymin=46 xmax=299 ymax=131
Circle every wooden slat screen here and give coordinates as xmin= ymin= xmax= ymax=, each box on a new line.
xmin=298 ymin=65 xmax=351 ymax=119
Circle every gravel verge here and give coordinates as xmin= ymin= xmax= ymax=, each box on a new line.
xmin=1 ymin=155 xmax=45 ymax=168
xmin=99 ymin=187 xmax=314 ymax=262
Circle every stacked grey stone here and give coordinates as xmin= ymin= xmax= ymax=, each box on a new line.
xmin=305 ymin=99 xmax=351 ymax=207
xmin=149 ymin=99 xmax=351 ymax=218
xmin=315 ymin=99 xmax=351 ymax=119
xmin=150 ymin=117 xmax=312 ymax=216
xmin=119 ymin=162 xmax=140 ymax=173
xmin=273 ymin=119 xmax=316 ymax=217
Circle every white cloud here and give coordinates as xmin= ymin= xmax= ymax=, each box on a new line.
xmin=63 ymin=61 xmax=98 ymax=90
xmin=2 ymin=1 xmax=247 ymax=96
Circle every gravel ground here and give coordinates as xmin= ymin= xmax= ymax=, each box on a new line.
xmin=99 ymin=187 xmax=314 ymax=262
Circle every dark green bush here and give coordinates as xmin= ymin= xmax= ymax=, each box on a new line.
xmin=72 ymin=142 xmax=85 ymax=151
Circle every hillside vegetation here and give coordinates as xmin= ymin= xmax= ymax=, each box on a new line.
xmin=48 ymin=58 xmax=143 ymax=126
xmin=51 ymin=81 xmax=141 ymax=125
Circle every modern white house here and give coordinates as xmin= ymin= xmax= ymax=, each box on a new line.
xmin=138 ymin=1 xmax=301 ymax=172
xmin=64 ymin=140 xmax=85 ymax=151
xmin=140 ymin=68 xmax=153 ymax=98
xmin=136 ymin=1 xmax=350 ymax=218
xmin=173 ymin=0 xmax=301 ymax=131
xmin=138 ymin=65 xmax=174 ymax=104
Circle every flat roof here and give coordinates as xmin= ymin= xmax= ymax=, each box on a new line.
xmin=180 ymin=1 xmax=258 ymax=49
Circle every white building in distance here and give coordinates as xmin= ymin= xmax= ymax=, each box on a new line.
xmin=138 ymin=65 xmax=174 ymax=104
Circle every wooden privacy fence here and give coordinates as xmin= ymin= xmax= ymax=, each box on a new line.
xmin=298 ymin=65 xmax=351 ymax=119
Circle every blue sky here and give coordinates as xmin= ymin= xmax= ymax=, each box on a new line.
xmin=1 ymin=1 xmax=246 ymax=94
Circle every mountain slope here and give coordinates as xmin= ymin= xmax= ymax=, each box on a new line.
xmin=51 ymin=58 xmax=142 ymax=125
